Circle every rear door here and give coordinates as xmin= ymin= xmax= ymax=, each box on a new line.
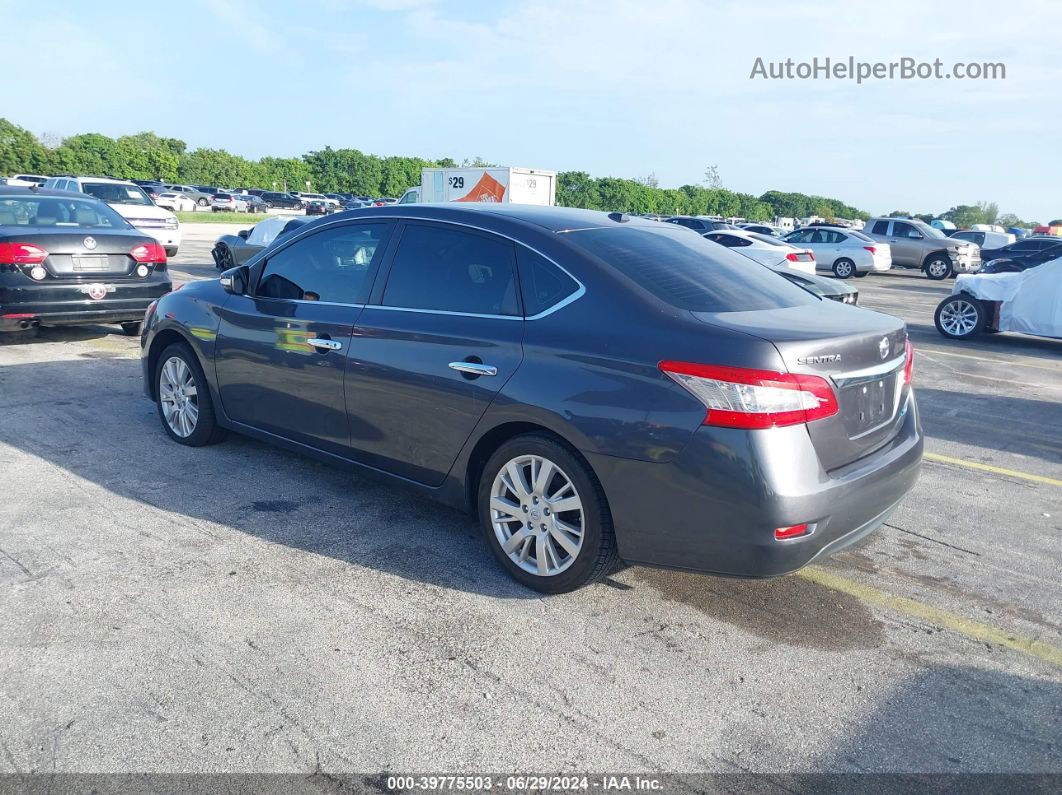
xmin=345 ymin=221 xmax=524 ymax=485
xmin=214 ymin=220 xmax=393 ymax=456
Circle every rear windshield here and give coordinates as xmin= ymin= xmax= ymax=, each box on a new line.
xmin=82 ymin=182 xmax=154 ymax=206
xmin=565 ymin=226 xmax=818 ymax=312
xmin=849 ymin=230 xmax=873 ymax=242
xmin=0 ymin=196 xmax=131 ymax=229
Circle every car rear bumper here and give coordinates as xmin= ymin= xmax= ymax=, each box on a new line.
xmin=1 ymin=277 xmax=171 ymax=328
xmin=587 ymin=392 xmax=923 ymax=578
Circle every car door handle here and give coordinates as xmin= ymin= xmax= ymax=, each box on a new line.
xmin=449 ymin=361 xmax=498 ymax=377
xmin=307 ymin=338 xmax=342 ymax=351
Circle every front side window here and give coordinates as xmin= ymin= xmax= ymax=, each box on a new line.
xmin=257 ymin=223 xmax=388 ymax=303
xmin=382 ymin=224 xmax=519 ymax=316
xmin=565 ymin=226 xmax=816 ymax=313
xmin=893 ymin=222 xmax=921 ymax=239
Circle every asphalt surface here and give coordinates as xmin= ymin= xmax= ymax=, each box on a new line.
xmin=0 ymin=225 xmax=1059 ymax=775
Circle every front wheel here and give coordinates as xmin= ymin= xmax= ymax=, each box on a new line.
xmin=478 ymin=434 xmax=617 ymax=593
xmin=155 ymin=343 xmax=225 ymax=446
xmin=925 ymin=255 xmax=953 ymax=280
xmin=832 ymin=258 xmax=855 ymax=279
xmin=935 ymin=294 xmax=985 ymax=339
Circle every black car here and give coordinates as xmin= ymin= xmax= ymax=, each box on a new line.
xmin=260 ymin=192 xmax=304 ymax=210
xmin=140 ymin=204 xmax=921 ymax=593
xmin=305 ymin=200 xmax=331 ymax=216
xmin=0 ymin=187 xmax=171 ymax=337
xmin=978 ymin=237 xmax=1062 ymax=272
xmin=665 ymin=216 xmax=740 ymax=233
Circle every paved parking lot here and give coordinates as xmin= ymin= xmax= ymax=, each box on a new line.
xmin=0 ymin=225 xmax=1059 ymax=774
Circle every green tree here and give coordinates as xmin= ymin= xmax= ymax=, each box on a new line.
xmin=941 ymin=204 xmax=985 ymax=228
xmin=976 ymin=200 xmax=999 ymax=225
xmin=0 ymin=118 xmax=50 ymax=174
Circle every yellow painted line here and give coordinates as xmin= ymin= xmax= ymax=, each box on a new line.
xmin=797 ymin=568 xmax=1062 ymax=667
xmin=923 ymin=451 xmax=1062 ymax=487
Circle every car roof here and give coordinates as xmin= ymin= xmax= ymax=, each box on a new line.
xmin=0 ymin=185 xmax=95 ymax=198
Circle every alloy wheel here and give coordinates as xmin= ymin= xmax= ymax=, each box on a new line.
xmin=159 ymin=356 xmax=199 ymax=437
xmin=489 ymin=454 xmax=585 ymax=577
xmin=927 ymin=259 xmax=950 ymax=278
xmin=939 ymin=299 xmax=979 ymax=336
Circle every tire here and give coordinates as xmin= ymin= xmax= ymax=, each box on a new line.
xmin=165 ymin=246 xmax=178 ymax=258
xmin=853 ymin=270 xmax=869 ymax=278
xmin=934 ymin=294 xmax=985 ymax=339
xmin=924 ymin=255 xmax=952 ymax=280
xmin=477 ymin=433 xmax=617 ymax=593
xmin=831 ymin=258 xmax=855 ymax=279
xmin=154 ymin=343 xmax=226 ymax=446
xmin=120 ymin=321 xmax=141 ymax=336
xmin=197 ymin=197 xmax=209 ymax=207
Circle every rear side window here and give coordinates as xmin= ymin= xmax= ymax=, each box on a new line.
xmin=258 ymin=223 xmax=388 ymax=303
xmin=383 ymin=224 xmax=520 ymax=316
xmin=566 ymin=226 xmax=817 ymax=312
xmin=517 ymin=247 xmax=579 ymax=316
xmin=871 ymin=220 xmax=890 ymax=235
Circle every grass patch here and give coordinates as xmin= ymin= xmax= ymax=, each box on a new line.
xmin=176 ymin=212 xmax=274 ymax=224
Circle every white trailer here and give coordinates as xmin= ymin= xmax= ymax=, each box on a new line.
xmin=397 ymin=167 xmax=557 ymax=206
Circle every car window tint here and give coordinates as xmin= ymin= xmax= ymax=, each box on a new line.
xmin=382 ymin=224 xmax=519 ymax=316
xmin=893 ymin=222 xmax=919 ymax=239
xmin=517 ymin=247 xmax=579 ymax=316
xmin=258 ymin=223 xmax=387 ymax=303
xmin=566 ymin=226 xmax=817 ymax=312
xmin=872 ymin=220 xmax=890 ymax=235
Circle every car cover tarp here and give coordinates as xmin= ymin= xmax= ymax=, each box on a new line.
xmin=953 ymin=257 xmax=1062 ymax=337
xmin=245 ymin=216 xmax=288 ymax=247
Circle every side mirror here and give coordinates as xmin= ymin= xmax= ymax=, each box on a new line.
xmin=237 ymin=229 xmax=250 ymax=239
xmin=220 ymin=265 xmax=249 ymax=295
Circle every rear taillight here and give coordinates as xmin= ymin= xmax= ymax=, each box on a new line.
xmin=786 ymin=251 xmax=814 ymax=262
xmin=130 ymin=242 xmax=167 ymax=264
xmin=0 ymin=242 xmax=48 ymax=265
xmin=659 ymin=361 xmax=839 ymax=429
xmin=864 ymin=246 xmax=877 ymax=255
xmin=903 ymin=340 xmax=914 ymax=384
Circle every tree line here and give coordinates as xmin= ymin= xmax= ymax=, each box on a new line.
xmin=0 ymin=117 xmax=869 ymax=221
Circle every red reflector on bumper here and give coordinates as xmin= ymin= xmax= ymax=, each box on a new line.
xmin=774 ymin=523 xmax=810 ymax=540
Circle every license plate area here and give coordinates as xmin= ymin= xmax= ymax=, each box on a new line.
xmin=72 ymin=254 xmax=112 ymax=272
xmin=842 ymin=376 xmax=894 ymax=437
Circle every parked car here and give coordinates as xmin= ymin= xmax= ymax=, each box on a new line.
xmin=948 ymin=230 xmax=1015 ymax=249
xmin=862 ymin=217 xmax=980 ymax=279
xmin=0 ymin=187 xmax=171 ymax=337
xmin=139 ymin=184 xmax=168 ymax=200
xmin=778 ymin=269 xmax=858 ymax=305
xmin=163 ymin=184 xmax=213 ymax=207
xmin=296 ymin=192 xmax=341 ymax=209
xmin=260 ymin=192 xmax=304 ymax=210
xmin=193 ymin=186 xmax=223 ymax=198
xmin=211 ymin=216 xmax=313 ymax=269
xmin=6 ymin=174 xmax=48 ymax=187
xmin=934 ymin=256 xmax=1062 ymax=340
xmin=665 ymin=216 xmax=739 ymax=233
xmin=783 ymin=227 xmax=892 ymax=279
xmin=703 ymin=229 xmax=815 ymax=274
xmin=43 ymin=176 xmax=181 ymax=256
xmin=211 ymin=193 xmax=248 ymax=213
xmin=740 ymin=224 xmax=785 ymax=237
xmin=154 ymin=191 xmax=197 ymax=213
xmin=141 ymin=205 xmax=921 ymax=592
xmin=305 ymin=200 xmax=332 ymax=216
xmin=975 ymin=237 xmax=1062 ymax=270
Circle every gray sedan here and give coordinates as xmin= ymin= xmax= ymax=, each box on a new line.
xmin=211 ymin=216 xmax=313 ymax=269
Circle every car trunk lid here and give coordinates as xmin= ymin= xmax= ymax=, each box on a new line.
xmin=692 ymin=301 xmax=910 ymax=470
xmin=15 ymin=229 xmax=151 ymax=278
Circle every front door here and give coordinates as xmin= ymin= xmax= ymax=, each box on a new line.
xmin=214 ymin=220 xmax=393 ymax=456
xmin=345 ymin=221 xmax=525 ymax=486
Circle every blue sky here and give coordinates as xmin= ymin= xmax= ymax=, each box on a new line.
xmin=3 ymin=0 xmax=1058 ymax=220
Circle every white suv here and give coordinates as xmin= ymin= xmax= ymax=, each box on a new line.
xmin=43 ymin=176 xmax=181 ymax=256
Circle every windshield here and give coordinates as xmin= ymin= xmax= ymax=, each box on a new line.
xmin=565 ymin=226 xmax=818 ymax=312
xmin=82 ymin=182 xmax=154 ymax=207
xmin=913 ymin=221 xmax=947 ymax=239
xmin=0 ymin=195 xmax=132 ymax=229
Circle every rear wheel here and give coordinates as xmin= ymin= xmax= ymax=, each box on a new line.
xmin=197 ymin=197 xmax=209 ymax=207
xmin=120 ymin=321 xmax=141 ymax=336
xmin=935 ymin=294 xmax=985 ymax=339
xmin=925 ymin=255 xmax=952 ymax=280
xmin=478 ymin=434 xmax=617 ymax=593
xmin=155 ymin=343 xmax=225 ymax=446
xmin=832 ymin=258 xmax=855 ymax=279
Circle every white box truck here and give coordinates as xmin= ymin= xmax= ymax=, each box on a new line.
xmin=396 ymin=167 xmax=556 ymax=206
